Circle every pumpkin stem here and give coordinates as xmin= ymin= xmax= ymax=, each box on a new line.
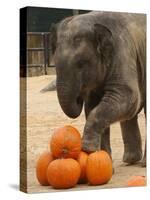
xmin=62 ymin=148 xmax=69 ymax=155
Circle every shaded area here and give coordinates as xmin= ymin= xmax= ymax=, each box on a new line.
xmin=9 ymin=184 xmax=19 ymax=191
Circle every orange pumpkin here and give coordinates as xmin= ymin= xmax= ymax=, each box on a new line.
xmin=50 ymin=125 xmax=81 ymax=159
xmin=86 ymin=150 xmax=113 ymax=185
xmin=126 ymin=176 xmax=146 ymax=187
xmin=36 ymin=151 xmax=53 ymax=185
xmin=47 ymin=158 xmax=81 ymax=189
xmin=77 ymin=151 xmax=88 ymax=183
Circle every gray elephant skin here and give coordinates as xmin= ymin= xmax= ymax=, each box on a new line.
xmin=50 ymin=11 xmax=146 ymax=166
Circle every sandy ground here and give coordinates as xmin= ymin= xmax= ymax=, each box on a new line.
xmin=24 ymin=75 xmax=146 ymax=193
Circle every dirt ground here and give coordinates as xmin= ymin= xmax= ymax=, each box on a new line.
xmin=25 ymin=75 xmax=146 ymax=193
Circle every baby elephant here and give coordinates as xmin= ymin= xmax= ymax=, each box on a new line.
xmin=50 ymin=11 xmax=146 ymax=166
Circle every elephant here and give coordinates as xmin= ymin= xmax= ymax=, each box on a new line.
xmin=40 ymin=79 xmax=56 ymax=92
xmin=50 ymin=11 xmax=146 ymax=166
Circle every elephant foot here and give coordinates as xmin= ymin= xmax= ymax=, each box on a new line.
xmin=123 ymin=150 xmax=142 ymax=164
xmin=81 ymin=137 xmax=100 ymax=153
xmin=141 ymin=157 xmax=146 ymax=167
xmin=101 ymin=145 xmax=111 ymax=157
xmin=141 ymin=143 xmax=146 ymax=167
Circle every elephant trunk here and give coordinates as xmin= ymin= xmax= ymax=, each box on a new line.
xmin=57 ymin=81 xmax=83 ymax=118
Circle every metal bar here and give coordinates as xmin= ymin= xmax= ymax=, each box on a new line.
xmin=45 ymin=34 xmax=50 ymax=69
xmin=22 ymin=64 xmax=44 ymax=67
xmin=27 ymin=32 xmax=50 ymax=35
xmin=73 ymin=10 xmax=79 ymax=15
xmin=27 ymin=48 xmax=44 ymax=51
xmin=21 ymin=48 xmax=46 ymax=51
xmin=43 ymin=34 xmax=47 ymax=75
xmin=21 ymin=48 xmax=52 ymax=51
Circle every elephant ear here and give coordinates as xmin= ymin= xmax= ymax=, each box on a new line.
xmin=50 ymin=23 xmax=57 ymax=55
xmin=94 ymin=23 xmax=114 ymax=66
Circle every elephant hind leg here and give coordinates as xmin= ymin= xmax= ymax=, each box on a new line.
xmin=120 ymin=115 xmax=142 ymax=164
xmin=141 ymin=105 xmax=146 ymax=167
xmin=141 ymin=143 xmax=146 ymax=167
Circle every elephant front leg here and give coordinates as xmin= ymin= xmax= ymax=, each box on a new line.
xmin=84 ymin=95 xmax=111 ymax=155
xmin=120 ymin=116 xmax=142 ymax=164
xmin=82 ymin=124 xmax=102 ymax=152
xmin=101 ymin=127 xmax=111 ymax=155
xmin=82 ymin=94 xmax=125 ymax=154
xmin=82 ymin=127 xmax=111 ymax=155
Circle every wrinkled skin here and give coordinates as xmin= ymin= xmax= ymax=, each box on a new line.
xmin=51 ymin=11 xmax=146 ymax=166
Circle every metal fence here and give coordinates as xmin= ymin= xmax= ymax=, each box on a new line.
xmin=20 ymin=32 xmax=54 ymax=77
xmin=27 ymin=32 xmax=51 ymax=75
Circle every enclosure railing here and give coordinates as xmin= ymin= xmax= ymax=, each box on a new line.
xmin=27 ymin=32 xmax=51 ymax=75
xmin=20 ymin=32 xmax=54 ymax=76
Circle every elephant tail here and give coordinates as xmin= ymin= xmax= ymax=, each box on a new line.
xmin=40 ymin=79 xmax=56 ymax=93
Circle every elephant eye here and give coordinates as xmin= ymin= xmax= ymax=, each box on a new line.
xmin=56 ymin=41 xmax=61 ymax=47
xmin=74 ymin=37 xmax=81 ymax=43
xmin=73 ymin=36 xmax=82 ymax=46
